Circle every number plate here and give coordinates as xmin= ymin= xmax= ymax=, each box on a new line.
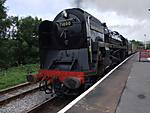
xmin=59 ymin=20 xmax=72 ymax=27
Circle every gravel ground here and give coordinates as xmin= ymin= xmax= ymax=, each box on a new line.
xmin=0 ymin=90 xmax=53 ymax=113
xmin=0 ymin=83 xmax=39 ymax=103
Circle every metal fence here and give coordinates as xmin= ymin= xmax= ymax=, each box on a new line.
xmin=139 ymin=50 xmax=150 ymax=62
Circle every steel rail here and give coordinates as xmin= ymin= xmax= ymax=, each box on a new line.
xmin=0 ymin=83 xmax=39 ymax=105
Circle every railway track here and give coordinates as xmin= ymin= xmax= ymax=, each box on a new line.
xmin=0 ymin=82 xmax=74 ymax=113
xmin=0 ymin=82 xmax=39 ymax=105
xmin=22 ymin=96 xmax=75 ymax=113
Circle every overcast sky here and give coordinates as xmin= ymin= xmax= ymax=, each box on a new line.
xmin=5 ymin=0 xmax=150 ymax=41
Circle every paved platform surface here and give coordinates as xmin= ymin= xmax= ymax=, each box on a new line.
xmin=66 ymin=54 xmax=137 ymax=113
xmin=116 ymin=56 xmax=150 ymax=113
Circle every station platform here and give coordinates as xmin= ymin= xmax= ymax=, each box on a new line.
xmin=59 ymin=53 xmax=150 ymax=113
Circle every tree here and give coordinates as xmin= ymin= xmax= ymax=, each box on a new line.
xmin=15 ymin=16 xmax=42 ymax=65
xmin=0 ymin=0 xmax=7 ymax=38
xmin=0 ymin=0 xmax=6 ymax=18
xmin=0 ymin=0 xmax=8 ymax=69
xmin=0 ymin=0 xmax=42 ymax=68
xmin=130 ymin=40 xmax=144 ymax=50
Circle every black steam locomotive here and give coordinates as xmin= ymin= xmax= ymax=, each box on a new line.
xmin=27 ymin=8 xmax=130 ymax=95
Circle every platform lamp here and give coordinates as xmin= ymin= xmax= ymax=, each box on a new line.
xmin=144 ymin=34 xmax=147 ymax=49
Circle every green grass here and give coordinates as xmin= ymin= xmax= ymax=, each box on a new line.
xmin=0 ymin=64 xmax=39 ymax=90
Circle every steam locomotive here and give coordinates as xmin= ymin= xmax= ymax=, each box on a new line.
xmin=27 ymin=8 xmax=131 ymax=95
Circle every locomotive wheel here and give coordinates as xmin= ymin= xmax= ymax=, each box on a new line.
xmin=45 ymin=81 xmax=53 ymax=94
xmin=39 ymin=81 xmax=46 ymax=91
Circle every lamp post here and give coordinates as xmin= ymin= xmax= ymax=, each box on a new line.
xmin=144 ymin=34 xmax=147 ymax=49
